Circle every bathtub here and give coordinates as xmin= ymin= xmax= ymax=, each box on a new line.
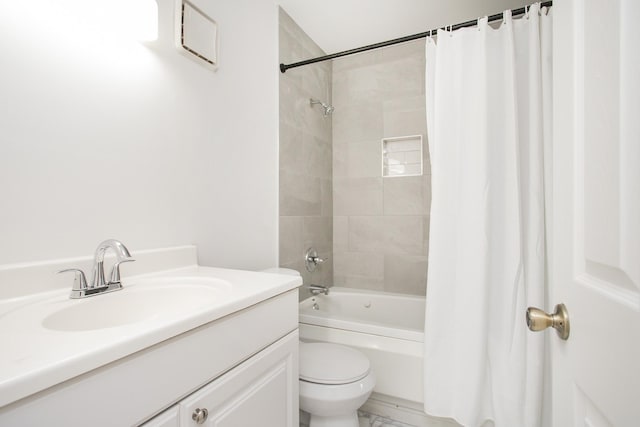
xmin=299 ymin=287 xmax=425 ymax=405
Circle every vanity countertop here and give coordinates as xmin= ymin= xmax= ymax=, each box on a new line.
xmin=0 ymin=250 xmax=301 ymax=408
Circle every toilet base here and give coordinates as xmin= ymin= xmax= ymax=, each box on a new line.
xmin=309 ymin=412 xmax=359 ymax=427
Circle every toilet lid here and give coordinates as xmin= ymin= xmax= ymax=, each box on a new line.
xmin=299 ymin=343 xmax=370 ymax=385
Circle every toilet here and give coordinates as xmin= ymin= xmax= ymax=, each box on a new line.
xmin=299 ymin=342 xmax=375 ymax=427
xmin=261 ymin=268 xmax=376 ymax=427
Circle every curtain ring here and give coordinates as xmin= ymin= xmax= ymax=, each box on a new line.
xmin=525 ymin=5 xmax=530 ymax=19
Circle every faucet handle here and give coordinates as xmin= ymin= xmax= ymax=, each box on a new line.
xmin=304 ymin=247 xmax=329 ymax=272
xmin=58 ymin=268 xmax=88 ymax=291
xmin=109 ymin=258 xmax=135 ymax=284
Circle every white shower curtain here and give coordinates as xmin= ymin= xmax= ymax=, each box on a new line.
xmin=424 ymin=4 xmax=552 ymax=427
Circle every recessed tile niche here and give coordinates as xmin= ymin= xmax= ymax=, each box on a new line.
xmin=382 ymin=135 xmax=423 ymax=177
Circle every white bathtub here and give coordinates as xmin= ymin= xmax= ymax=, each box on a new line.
xmin=299 ymin=287 xmax=425 ymax=405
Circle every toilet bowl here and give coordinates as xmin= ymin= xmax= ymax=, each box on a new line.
xmin=299 ymin=342 xmax=375 ymax=427
xmin=260 ymin=268 xmax=376 ymax=426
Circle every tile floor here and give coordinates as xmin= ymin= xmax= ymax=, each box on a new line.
xmin=358 ymin=410 xmax=416 ymax=427
xmin=300 ymin=410 xmax=415 ymax=427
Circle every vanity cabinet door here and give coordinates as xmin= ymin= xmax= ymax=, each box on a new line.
xmin=179 ymin=330 xmax=298 ymax=427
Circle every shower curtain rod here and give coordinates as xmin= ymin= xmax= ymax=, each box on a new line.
xmin=279 ymin=0 xmax=552 ymax=73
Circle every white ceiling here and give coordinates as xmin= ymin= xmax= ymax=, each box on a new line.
xmin=277 ymin=0 xmax=531 ymax=54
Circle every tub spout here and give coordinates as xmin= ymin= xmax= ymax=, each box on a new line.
xmin=309 ymin=284 xmax=329 ymax=296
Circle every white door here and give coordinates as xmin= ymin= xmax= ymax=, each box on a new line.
xmin=551 ymin=1 xmax=640 ymax=426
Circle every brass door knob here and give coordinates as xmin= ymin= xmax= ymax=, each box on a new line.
xmin=526 ymin=303 xmax=570 ymax=340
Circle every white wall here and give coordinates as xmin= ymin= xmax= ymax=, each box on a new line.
xmin=0 ymin=0 xmax=279 ymax=269
xmin=278 ymin=0 xmax=531 ymax=53
xmin=187 ymin=0 xmax=280 ymax=270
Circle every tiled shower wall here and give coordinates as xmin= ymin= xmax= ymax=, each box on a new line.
xmin=332 ymin=40 xmax=431 ymax=295
xmin=278 ymin=8 xmax=333 ymax=298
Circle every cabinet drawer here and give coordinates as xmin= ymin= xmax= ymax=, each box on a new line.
xmin=179 ymin=330 xmax=298 ymax=427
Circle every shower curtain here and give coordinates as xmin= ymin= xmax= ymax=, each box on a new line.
xmin=423 ymin=4 xmax=552 ymax=427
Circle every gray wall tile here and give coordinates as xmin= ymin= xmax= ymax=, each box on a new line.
xmin=279 ymin=8 xmax=333 ymax=299
xmin=346 ymin=141 xmax=382 ymax=178
xmin=333 ymin=273 xmax=385 ymax=291
xmin=382 ymin=215 xmax=425 ymax=256
xmin=334 ymin=177 xmax=383 ymax=216
xmin=332 ymin=42 xmax=430 ymax=297
xmin=332 ymin=102 xmax=383 ymax=144
xmin=383 ymin=176 xmax=425 ymax=215
xmin=279 ymin=170 xmax=322 ymax=216
xmin=279 ymin=216 xmax=303 ymax=265
xmin=303 ymin=216 xmax=332 ymax=254
xmin=383 ymin=254 xmax=428 ymax=295
xmin=333 ymin=216 xmax=349 ymax=252
xmin=280 ymin=11 xmax=430 ymax=298
xmin=334 ymin=250 xmax=385 ymax=290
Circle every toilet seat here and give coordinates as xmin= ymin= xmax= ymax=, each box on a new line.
xmin=300 ymin=343 xmax=370 ymax=385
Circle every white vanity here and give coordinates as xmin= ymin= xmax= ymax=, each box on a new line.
xmin=0 ymin=245 xmax=301 ymax=426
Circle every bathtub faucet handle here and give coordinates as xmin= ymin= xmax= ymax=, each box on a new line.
xmin=305 ymin=247 xmax=328 ymax=272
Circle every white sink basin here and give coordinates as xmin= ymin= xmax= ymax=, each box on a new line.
xmin=0 ymin=246 xmax=303 ymax=411
xmin=42 ymin=277 xmax=231 ymax=332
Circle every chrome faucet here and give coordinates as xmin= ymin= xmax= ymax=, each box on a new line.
xmin=90 ymin=239 xmax=134 ymax=288
xmin=59 ymin=239 xmax=135 ymax=299
xmin=308 ymin=284 xmax=330 ymax=296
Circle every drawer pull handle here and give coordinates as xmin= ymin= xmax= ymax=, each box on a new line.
xmin=192 ymin=408 xmax=208 ymax=424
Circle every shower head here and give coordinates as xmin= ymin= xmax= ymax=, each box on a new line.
xmin=310 ymin=98 xmax=334 ymax=117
